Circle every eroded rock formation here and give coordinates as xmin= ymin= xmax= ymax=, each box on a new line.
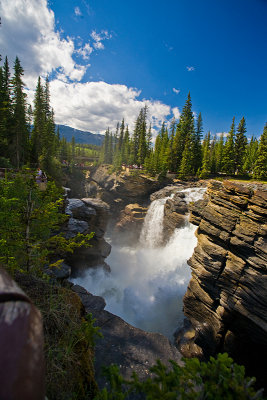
xmin=64 ymin=197 xmax=111 ymax=275
xmin=176 ymin=180 xmax=267 ymax=387
xmin=72 ymin=284 xmax=182 ymax=388
xmin=87 ymin=165 xmax=171 ymax=217
xmin=113 ymin=203 xmax=148 ymax=243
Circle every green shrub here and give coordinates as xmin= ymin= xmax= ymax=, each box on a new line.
xmin=94 ymin=353 xmax=264 ymax=400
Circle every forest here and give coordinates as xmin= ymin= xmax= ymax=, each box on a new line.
xmin=0 ymin=55 xmax=98 ymax=179
xmin=0 ymin=54 xmax=266 ymax=180
xmin=100 ymin=96 xmax=267 ymax=180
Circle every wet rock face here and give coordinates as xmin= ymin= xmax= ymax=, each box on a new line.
xmin=113 ymin=203 xmax=148 ymax=244
xmin=177 ymin=180 xmax=267 ymax=388
xmin=63 ymin=197 xmax=111 ymax=275
xmin=163 ymin=193 xmax=188 ymax=238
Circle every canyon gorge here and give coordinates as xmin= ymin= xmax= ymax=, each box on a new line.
xmin=62 ymin=167 xmax=266 ymax=390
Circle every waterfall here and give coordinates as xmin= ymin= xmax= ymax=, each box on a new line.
xmin=139 ymin=197 xmax=169 ymax=247
xmin=73 ymin=186 xmax=205 ymax=340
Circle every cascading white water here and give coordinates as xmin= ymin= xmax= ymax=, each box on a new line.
xmin=139 ymin=196 xmax=170 ymax=247
xmin=72 ymin=187 xmax=206 ymax=340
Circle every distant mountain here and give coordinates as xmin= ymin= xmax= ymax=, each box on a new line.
xmin=57 ymin=124 xmax=104 ymax=145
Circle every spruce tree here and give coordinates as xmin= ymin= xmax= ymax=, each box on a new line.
xmin=167 ymin=117 xmax=176 ymax=172
xmin=0 ymin=57 xmax=12 ymax=159
xmin=210 ymin=135 xmax=217 ymax=175
xmin=174 ymin=92 xmax=195 ymax=172
xmin=178 ymin=134 xmax=194 ymax=179
xmin=222 ymin=117 xmax=236 ymax=174
xmin=31 ymin=77 xmax=45 ymax=164
xmin=243 ymin=136 xmax=258 ymax=175
xmin=158 ymin=123 xmax=169 ymax=173
xmin=193 ymin=112 xmax=203 ymax=174
xmin=122 ymin=125 xmax=130 ymax=164
xmin=216 ymin=133 xmax=224 ymax=173
xmin=199 ymin=132 xmax=211 ymax=178
xmin=235 ymin=117 xmax=247 ymax=174
xmin=10 ymin=56 xmax=29 ymax=167
xmin=253 ymin=123 xmax=267 ymax=179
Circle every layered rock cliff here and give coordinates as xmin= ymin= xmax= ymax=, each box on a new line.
xmin=176 ymin=180 xmax=267 ymax=387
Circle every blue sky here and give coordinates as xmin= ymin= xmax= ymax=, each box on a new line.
xmin=1 ymin=0 xmax=266 ymax=137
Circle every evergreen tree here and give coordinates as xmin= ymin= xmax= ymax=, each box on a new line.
xmin=210 ymin=134 xmax=217 ymax=175
xmin=122 ymin=125 xmax=130 ymax=164
xmin=243 ymin=136 xmax=258 ymax=175
xmin=253 ymin=123 xmax=267 ymax=179
xmin=0 ymin=57 xmax=12 ymax=159
xmin=199 ymin=132 xmax=211 ymax=178
xmin=158 ymin=123 xmax=169 ymax=173
xmin=193 ymin=112 xmax=203 ymax=174
xmin=222 ymin=117 xmax=236 ymax=174
xmin=235 ymin=117 xmax=247 ymax=174
xmin=146 ymin=123 xmax=152 ymax=155
xmin=99 ymin=129 xmax=110 ymax=163
xmin=136 ymin=106 xmax=148 ymax=166
xmin=173 ymin=92 xmax=195 ymax=172
xmin=153 ymin=131 xmax=162 ymax=174
xmin=167 ymin=117 xmax=176 ymax=172
xmin=178 ymin=134 xmax=194 ymax=178
xmin=216 ymin=133 xmax=224 ymax=173
xmin=10 ymin=56 xmax=29 ymax=167
xmin=31 ymin=76 xmax=45 ymax=164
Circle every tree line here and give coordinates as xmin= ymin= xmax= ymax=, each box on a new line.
xmin=100 ymin=93 xmax=267 ymax=180
xmin=0 ymin=55 xmax=91 ymax=178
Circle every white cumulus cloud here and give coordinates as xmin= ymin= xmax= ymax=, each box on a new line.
xmin=46 ymin=80 xmax=171 ymax=135
xmin=1 ymin=0 xmax=173 ymax=137
xmin=0 ymin=0 xmax=90 ymax=88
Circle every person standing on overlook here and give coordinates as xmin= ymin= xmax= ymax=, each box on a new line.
xmin=36 ymin=168 xmax=47 ymax=190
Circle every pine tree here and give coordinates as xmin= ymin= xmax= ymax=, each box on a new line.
xmin=193 ymin=112 xmax=203 ymax=174
xmin=210 ymin=134 xmax=217 ymax=174
xmin=199 ymin=132 xmax=211 ymax=178
xmin=137 ymin=106 xmax=148 ymax=166
xmin=173 ymin=92 xmax=195 ymax=172
xmin=0 ymin=57 xmax=12 ymax=159
xmin=243 ymin=136 xmax=258 ymax=175
xmin=167 ymin=117 xmax=176 ymax=172
xmin=222 ymin=117 xmax=236 ymax=174
xmin=216 ymin=133 xmax=224 ymax=173
xmin=122 ymin=125 xmax=130 ymax=164
xmin=31 ymin=77 xmax=45 ymax=164
xmin=158 ymin=123 xmax=169 ymax=173
xmin=153 ymin=131 xmax=162 ymax=174
xmin=10 ymin=56 xmax=29 ymax=167
xmin=253 ymin=123 xmax=267 ymax=179
xmin=235 ymin=117 xmax=247 ymax=174
xmin=178 ymin=134 xmax=194 ymax=179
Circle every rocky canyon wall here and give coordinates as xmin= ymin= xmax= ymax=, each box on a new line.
xmin=177 ymin=180 xmax=267 ymax=387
